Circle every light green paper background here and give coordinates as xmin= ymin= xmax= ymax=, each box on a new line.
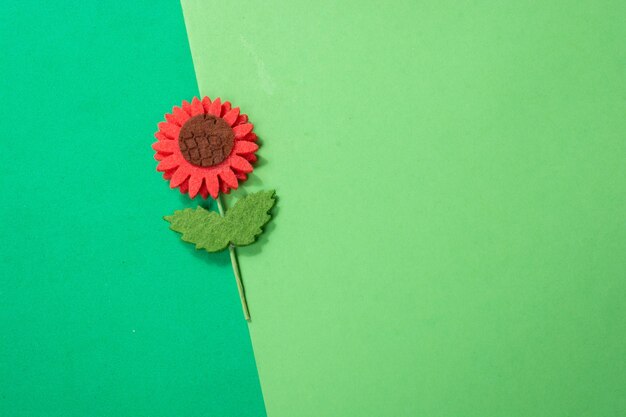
xmin=0 ymin=1 xmax=265 ymax=416
xmin=183 ymin=0 xmax=626 ymax=416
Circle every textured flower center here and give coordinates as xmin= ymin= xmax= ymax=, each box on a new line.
xmin=178 ymin=114 xmax=235 ymax=167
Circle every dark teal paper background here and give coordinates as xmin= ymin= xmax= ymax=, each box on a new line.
xmin=0 ymin=1 xmax=265 ymax=416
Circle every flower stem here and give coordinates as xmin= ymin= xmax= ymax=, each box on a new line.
xmin=216 ymin=196 xmax=251 ymax=321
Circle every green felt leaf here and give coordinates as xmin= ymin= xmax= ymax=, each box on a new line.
xmin=165 ymin=190 xmax=276 ymax=252
xmin=164 ymin=207 xmax=228 ymax=252
xmin=224 ymin=190 xmax=276 ymax=246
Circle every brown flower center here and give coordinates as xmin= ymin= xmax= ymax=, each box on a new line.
xmin=178 ymin=114 xmax=235 ymax=167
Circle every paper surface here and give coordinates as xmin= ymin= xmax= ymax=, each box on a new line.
xmin=0 ymin=2 xmax=265 ymax=416
xmin=182 ymin=1 xmax=626 ymax=416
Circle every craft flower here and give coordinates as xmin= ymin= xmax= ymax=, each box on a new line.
xmin=152 ymin=95 xmax=276 ymax=321
xmin=153 ymin=96 xmax=259 ymax=199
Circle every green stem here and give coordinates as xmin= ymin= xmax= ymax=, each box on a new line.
xmin=216 ymin=196 xmax=251 ymax=321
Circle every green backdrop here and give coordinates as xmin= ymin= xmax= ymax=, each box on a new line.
xmin=0 ymin=1 xmax=265 ymax=416
xmin=3 ymin=1 xmax=625 ymax=416
xmin=183 ymin=0 xmax=626 ymax=416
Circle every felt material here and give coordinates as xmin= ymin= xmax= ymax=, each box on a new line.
xmin=178 ymin=114 xmax=235 ymax=167
xmin=165 ymin=190 xmax=276 ymax=252
xmin=182 ymin=1 xmax=626 ymax=416
xmin=153 ymin=96 xmax=258 ymax=199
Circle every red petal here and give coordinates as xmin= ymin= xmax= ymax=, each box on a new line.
xmin=221 ymin=101 xmax=231 ymax=116
xmin=208 ymin=97 xmax=222 ymax=117
xmin=170 ymin=168 xmax=190 ymax=187
xmin=165 ymin=113 xmax=180 ymax=127
xmin=179 ymin=178 xmax=189 ymax=194
xmin=201 ymin=96 xmax=212 ymax=112
xmin=190 ymin=97 xmax=204 ymax=116
xmin=235 ymin=171 xmax=248 ymax=181
xmin=158 ymin=122 xmax=180 ymax=139
xmin=181 ymin=100 xmax=192 ymax=115
xmin=219 ymin=168 xmax=239 ymax=189
xmin=234 ymin=114 xmax=248 ymax=126
xmin=223 ymin=107 xmax=240 ymax=126
xmin=171 ymin=106 xmax=190 ymax=126
xmin=163 ymin=167 xmax=177 ymax=180
xmin=205 ymin=172 xmax=220 ymax=199
xmin=220 ymin=180 xmax=231 ymax=194
xmin=229 ymin=155 xmax=253 ymax=173
xmin=152 ymin=140 xmax=177 ymax=153
xmin=233 ymin=123 xmax=253 ymax=139
xmin=154 ymin=132 xmax=170 ymax=142
xmin=242 ymin=153 xmax=257 ymax=163
xmin=233 ymin=141 xmax=258 ymax=154
xmin=198 ymin=182 xmax=209 ymax=199
xmin=188 ymin=174 xmax=204 ymax=198
xmin=157 ymin=155 xmax=180 ymax=171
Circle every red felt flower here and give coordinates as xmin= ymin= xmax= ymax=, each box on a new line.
xmin=153 ymin=96 xmax=259 ymax=199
